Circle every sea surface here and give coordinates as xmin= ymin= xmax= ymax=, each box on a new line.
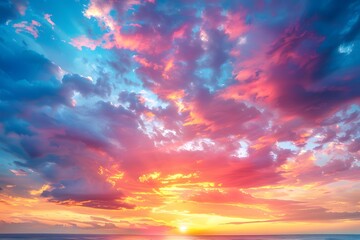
xmin=0 ymin=235 xmax=359 ymax=240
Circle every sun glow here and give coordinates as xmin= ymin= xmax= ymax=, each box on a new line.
xmin=179 ymin=225 xmax=188 ymax=233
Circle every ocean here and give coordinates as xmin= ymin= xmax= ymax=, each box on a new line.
xmin=0 ymin=235 xmax=359 ymax=240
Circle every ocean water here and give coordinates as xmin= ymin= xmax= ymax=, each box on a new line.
xmin=0 ymin=235 xmax=359 ymax=240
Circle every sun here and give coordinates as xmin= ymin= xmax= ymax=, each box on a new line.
xmin=179 ymin=225 xmax=188 ymax=233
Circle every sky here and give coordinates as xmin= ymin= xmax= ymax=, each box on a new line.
xmin=0 ymin=0 xmax=360 ymax=235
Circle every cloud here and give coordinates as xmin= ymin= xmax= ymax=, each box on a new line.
xmin=70 ymin=36 xmax=102 ymax=51
xmin=41 ymin=179 xmax=134 ymax=210
xmin=0 ymin=1 xmax=18 ymax=24
xmin=13 ymin=20 xmax=41 ymax=38
xmin=0 ymin=0 xmax=359 ymax=234
xmin=44 ymin=14 xmax=54 ymax=28
xmin=0 ymin=219 xmax=172 ymax=234
xmin=227 ymin=208 xmax=360 ymax=225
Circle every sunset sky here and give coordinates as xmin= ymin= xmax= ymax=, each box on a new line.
xmin=0 ymin=0 xmax=360 ymax=235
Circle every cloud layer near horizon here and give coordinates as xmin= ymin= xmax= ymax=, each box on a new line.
xmin=0 ymin=0 xmax=359 ymax=235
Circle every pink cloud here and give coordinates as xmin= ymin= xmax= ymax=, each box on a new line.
xmin=70 ymin=36 xmax=102 ymax=50
xmin=44 ymin=14 xmax=55 ymax=28
xmin=13 ymin=20 xmax=41 ymax=38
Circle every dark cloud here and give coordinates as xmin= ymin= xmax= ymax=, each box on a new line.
xmin=62 ymin=73 xmax=111 ymax=97
xmin=0 ymin=35 xmax=137 ymax=210
xmin=41 ymin=178 xmax=135 ymax=210
xmin=0 ymin=0 xmax=23 ymax=24
xmin=263 ymin=0 xmax=360 ymax=120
